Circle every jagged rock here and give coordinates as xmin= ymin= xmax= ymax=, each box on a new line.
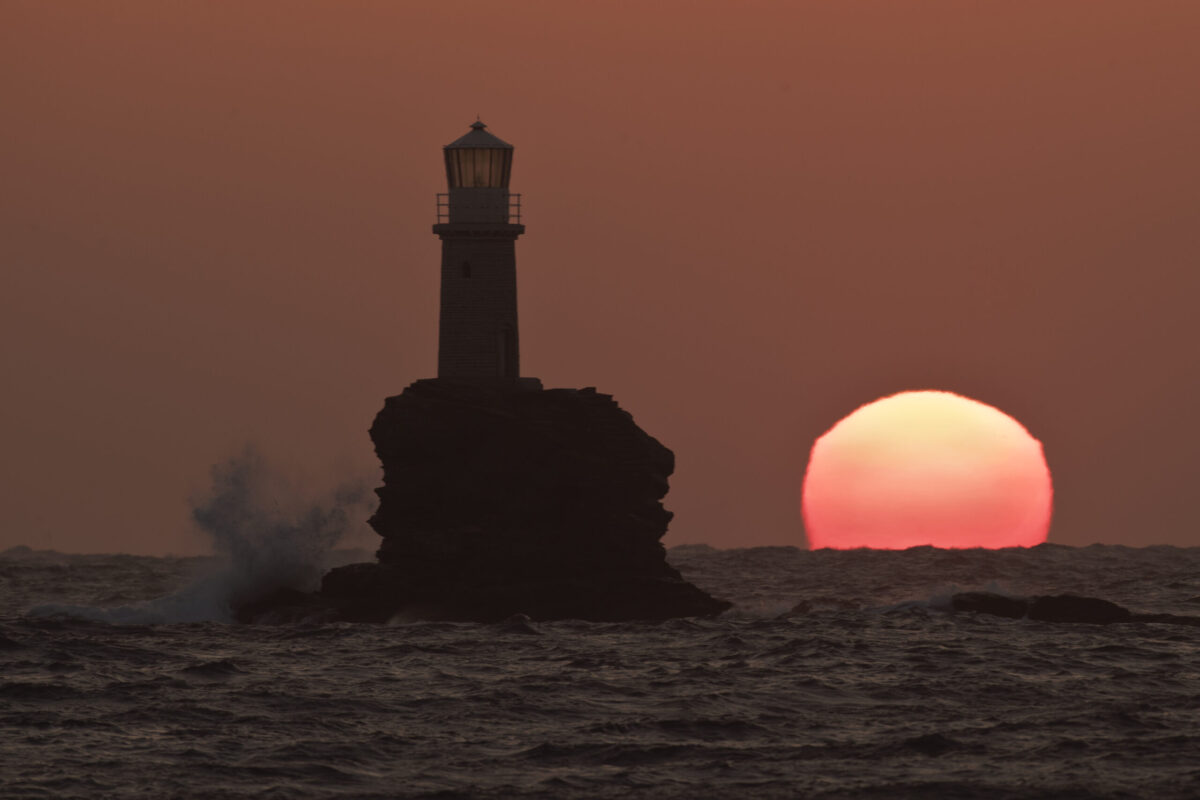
xmin=306 ymin=379 xmax=730 ymax=623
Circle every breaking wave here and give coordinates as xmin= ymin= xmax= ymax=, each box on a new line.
xmin=28 ymin=447 xmax=371 ymax=624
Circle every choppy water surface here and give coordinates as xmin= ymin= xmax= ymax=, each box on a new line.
xmin=2 ymin=544 xmax=1199 ymax=798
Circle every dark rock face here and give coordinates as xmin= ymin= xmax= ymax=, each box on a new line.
xmin=1027 ymin=594 xmax=1132 ymax=624
xmin=952 ymin=592 xmax=1133 ymax=623
xmin=319 ymin=379 xmax=730 ymax=622
xmin=233 ymin=587 xmax=334 ymax=625
xmin=951 ymin=592 xmax=1200 ymax=627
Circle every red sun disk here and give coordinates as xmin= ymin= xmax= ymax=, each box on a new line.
xmin=802 ymin=391 xmax=1053 ymax=549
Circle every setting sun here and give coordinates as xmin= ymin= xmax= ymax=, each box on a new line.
xmin=802 ymin=391 xmax=1052 ymax=549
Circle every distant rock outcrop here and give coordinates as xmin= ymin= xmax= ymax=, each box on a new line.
xmin=951 ymin=592 xmax=1200 ymax=627
xmin=307 ymin=379 xmax=729 ymax=623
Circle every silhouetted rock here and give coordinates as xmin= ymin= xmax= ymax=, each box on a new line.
xmin=951 ymin=591 xmax=1200 ymax=627
xmin=233 ymin=587 xmax=333 ymax=624
xmin=293 ymin=379 xmax=730 ymax=623
xmin=951 ymin=592 xmax=1029 ymax=619
xmin=1027 ymin=594 xmax=1132 ymax=624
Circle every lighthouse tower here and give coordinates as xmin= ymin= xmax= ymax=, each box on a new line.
xmin=433 ymin=121 xmax=525 ymax=381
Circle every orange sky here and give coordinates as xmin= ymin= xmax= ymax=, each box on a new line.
xmin=2 ymin=2 xmax=1198 ymax=554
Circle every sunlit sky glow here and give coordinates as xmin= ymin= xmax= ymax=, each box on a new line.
xmin=2 ymin=4 xmax=1196 ymax=553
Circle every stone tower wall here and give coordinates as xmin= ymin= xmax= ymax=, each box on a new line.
xmin=436 ymin=230 xmax=522 ymax=379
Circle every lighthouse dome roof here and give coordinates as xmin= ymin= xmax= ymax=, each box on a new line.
xmin=445 ymin=120 xmax=513 ymax=150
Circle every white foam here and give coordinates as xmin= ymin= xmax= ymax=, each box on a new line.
xmin=30 ymin=446 xmax=373 ymax=624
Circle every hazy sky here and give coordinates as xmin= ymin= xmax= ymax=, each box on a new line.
xmin=3 ymin=2 xmax=1198 ymax=554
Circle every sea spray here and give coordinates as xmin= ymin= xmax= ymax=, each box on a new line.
xmin=29 ymin=446 xmax=374 ymax=623
xmin=191 ymin=446 xmax=371 ymax=608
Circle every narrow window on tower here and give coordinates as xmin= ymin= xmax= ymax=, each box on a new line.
xmin=461 ymin=261 xmax=472 ymax=278
xmin=501 ymin=325 xmax=517 ymax=379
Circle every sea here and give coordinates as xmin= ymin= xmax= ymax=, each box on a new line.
xmin=2 ymin=543 xmax=1199 ymax=799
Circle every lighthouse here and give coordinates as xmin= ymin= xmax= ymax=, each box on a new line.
xmin=433 ymin=121 xmax=525 ymax=381
xmin=303 ymin=121 xmax=733 ymax=624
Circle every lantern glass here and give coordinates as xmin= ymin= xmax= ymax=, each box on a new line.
xmin=446 ymin=147 xmax=512 ymax=189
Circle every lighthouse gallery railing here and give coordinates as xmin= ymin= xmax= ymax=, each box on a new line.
xmin=436 ymin=193 xmax=522 ymax=224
